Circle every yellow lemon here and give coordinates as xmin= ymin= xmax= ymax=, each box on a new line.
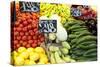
xmin=28 ymin=60 xmax=36 ymax=65
xmin=11 ymin=51 xmax=18 ymax=57
xmin=39 ymin=53 xmax=47 ymax=58
xmin=26 ymin=47 xmax=34 ymax=53
xmin=14 ymin=56 xmax=24 ymax=66
xmin=38 ymin=61 xmax=45 ymax=64
xmin=29 ymin=52 xmax=39 ymax=61
xmin=39 ymin=57 xmax=48 ymax=64
xmin=19 ymin=51 xmax=29 ymax=59
xmin=24 ymin=59 xmax=36 ymax=65
xmin=35 ymin=47 xmax=45 ymax=53
xmin=18 ymin=47 xmax=26 ymax=53
xmin=24 ymin=59 xmax=30 ymax=65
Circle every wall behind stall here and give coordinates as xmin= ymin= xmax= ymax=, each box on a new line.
xmin=0 ymin=0 xmax=100 ymax=67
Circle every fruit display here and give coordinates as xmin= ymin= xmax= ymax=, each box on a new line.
xmin=11 ymin=47 xmax=49 ymax=65
xmin=11 ymin=1 xmax=97 ymax=66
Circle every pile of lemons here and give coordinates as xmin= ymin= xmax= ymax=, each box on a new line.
xmin=11 ymin=47 xmax=49 ymax=66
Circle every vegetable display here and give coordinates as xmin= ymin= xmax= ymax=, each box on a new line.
xmin=11 ymin=3 xmax=45 ymax=50
xmin=11 ymin=1 xmax=97 ymax=66
xmin=64 ymin=19 xmax=97 ymax=61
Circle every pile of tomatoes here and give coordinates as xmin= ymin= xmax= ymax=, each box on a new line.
xmin=11 ymin=3 xmax=45 ymax=50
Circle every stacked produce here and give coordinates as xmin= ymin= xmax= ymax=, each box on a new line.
xmin=11 ymin=47 xmax=49 ymax=65
xmin=11 ymin=2 xmax=97 ymax=66
xmin=48 ymin=42 xmax=75 ymax=64
xmin=11 ymin=2 xmax=47 ymax=66
xmin=64 ymin=19 xmax=97 ymax=61
xmin=11 ymin=3 xmax=45 ymax=50
xmin=40 ymin=3 xmax=71 ymax=23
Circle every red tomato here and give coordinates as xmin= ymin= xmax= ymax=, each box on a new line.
xmin=16 ymin=36 xmax=21 ymax=40
xmin=19 ymin=40 xmax=23 ymax=44
xmin=22 ymin=17 xmax=26 ymax=21
xmin=16 ymin=44 xmax=20 ymax=48
xmin=25 ymin=32 xmax=29 ymax=36
xmin=32 ymin=23 xmax=37 ymax=28
xmin=22 ymin=36 xmax=27 ymax=41
xmin=22 ymin=42 xmax=27 ymax=47
xmin=23 ymin=21 xmax=28 ymax=26
xmin=29 ymin=30 xmax=33 ymax=33
xmin=27 ymin=19 xmax=32 ymax=23
xmin=27 ymin=24 xmax=32 ymax=30
xmin=14 ymin=40 xmax=18 ymax=45
xmin=15 ymin=21 xmax=20 ymax=26
xmin=23 ymin=27 xmax=28 ymax=32
xmin=31 ymin=43 xmax=37 ymax=48
xmin=17 ymin=27 xmax=22 ymax=32
xmin=28 ymin=40 xmax=33 ymax=44
xmin=33 ymin=36 xmax=37 ymax=40
xmin=20 ymin=32 xmax=24 ymax=36
xmin=14 ymin=31 xmax=19 ymax=36
xmin=28 ymin=36 xmax=32 ymax=40
xmin=14 ymin=27 xmax=17 ymax=31
xmin=34 ymin=40 xmax=38 ymax=44
xmin=40 ymin=37 xmax=45 ymax=42
xmin=30 ymin=32 xmax=34 ymax=36
xmin=26 ymin=44 xmax=31 ymax=48
xmin=19 ymin=24 xmax=23 ymax=28
xmin=38 ymin=41 xmax=41 ymax=46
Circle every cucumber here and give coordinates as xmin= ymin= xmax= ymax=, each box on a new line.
xmin=78 ymin=44 xmax=97 ymax=49
xmin=71 ymin=39 xmax=77 ymax=44
xmin=72 ymin=30 xmax=88 ymax=35
xmin=78 ymin=41 xmax=96 ymax=46
xmin=64 ymin=21 xmax=84 ymax=28
xmin=77 ymin=31 xmax=91 ymax=38
xmin=84 ymin=48 xmax=97 ymax=57
xmin=68 ymin=34 xmax=78 ymax=39
xmin=68 ymin=25 xmax=84 ymax=31
xmin=77 ymin=35 xmax=97 ymax=44
xmin=71 ymin=49 xmax=85 ymax=56
xmin=77 ymin=57 xmax=97 ymax=61
xmin=83 ymin=52 xmax=97 ymax=57
xmin=72 ymin=28 xmax=87 ymax=32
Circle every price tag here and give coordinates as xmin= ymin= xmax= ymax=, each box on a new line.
xmin=39 ymin=20 xmax=57 ymax=33
xmin=19 ymin=1 xmax=40 ymax=12
xmin=71 ymin=7 xmax=82 ymax=17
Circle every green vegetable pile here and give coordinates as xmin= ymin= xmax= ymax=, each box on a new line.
xmin=48 ymin=41 xmax=75 ymax=64
xmin=64 ymin=19 xmax=97 ymax=61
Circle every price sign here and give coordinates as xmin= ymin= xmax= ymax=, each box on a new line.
xmin=71 ymin=7 xmax=82 ymax=17
xmin=19 ymin=1 xmax=40 ymax=12
xmin=39 ymin=20 xmax=57 ymax=33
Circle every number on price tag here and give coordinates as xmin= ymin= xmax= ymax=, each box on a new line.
xmin=39 ymin=20 xmax=57 ymax=33
xmin=19 ymin=1 xmax=40 ymax=12
xmin=71 ymin=7 xmax=82 ymax=17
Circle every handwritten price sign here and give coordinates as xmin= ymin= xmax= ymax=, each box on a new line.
xmin=39 ymin=20 xmax=57 ymax=33
xmin=19 ymin=1 xmax=40 ymax=12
